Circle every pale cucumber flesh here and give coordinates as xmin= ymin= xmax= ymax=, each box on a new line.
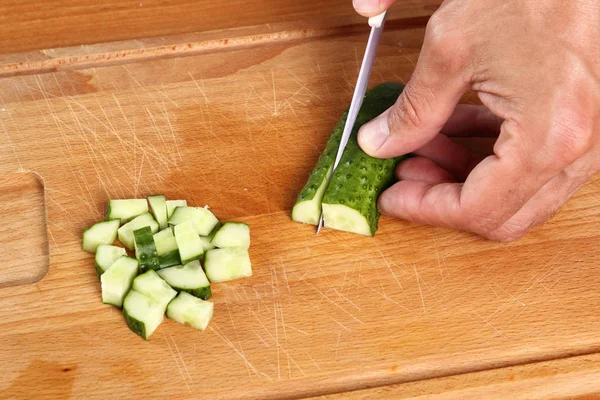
xmin=106 ymin=199 xmax=148 ymax=223
xmin=123 ymin=289 xmax=165 ymax=340
xmin=210 ymin=222 xmax=250 ymax=249
xmin=166 ymin=292 xmax=213 ymax=331
xmin=132 ymin=270 xmax=177 ymax=310
xmin=101 ymin=256 xmax=139 ymax=307
xmin=117 ymin=212 xmax=159 ymax=250
xmin=321 ymin=203 xmax=372 ymax=236
xmin=82 ymin=219 xmax=120 ymax=253
xmin=95 ymin=244 xmax=127 ymax=277
xmin=204 ymin=248 xmax=252 ymax=283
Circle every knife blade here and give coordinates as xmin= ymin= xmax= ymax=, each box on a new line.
xmin=316 ymin=11 xmax=388 ymax=234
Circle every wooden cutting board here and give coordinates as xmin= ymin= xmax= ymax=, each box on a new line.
xmin=1 ymin=7 xmax=600 ymax=400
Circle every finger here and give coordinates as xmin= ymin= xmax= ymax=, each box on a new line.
xmin=358 ymin=13 xmax=471 ymax=158
xmin=488 ymin=156 xmax=596 ymax=242
xmin=395 ymin=157 xmax=456 ymax=184
xmin=413 ymin=134 xmax=482 ymax=181
xmin=378 ymin=121 xmax=579 ymax=236
xmin=442 ymin=104 xmax=503 ymax=138
xmin=353 ymin=0 xmax=397 ymax=17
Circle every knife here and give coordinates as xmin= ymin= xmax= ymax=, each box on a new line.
xmin=317 ymin=11 xmax=388 ymax=234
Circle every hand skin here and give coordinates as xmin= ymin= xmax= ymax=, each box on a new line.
xmin=353 ymin=0 xmax=600 ymax=242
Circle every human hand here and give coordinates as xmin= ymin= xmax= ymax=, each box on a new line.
xmin=354 ymin=0 xmax=600 ymax=241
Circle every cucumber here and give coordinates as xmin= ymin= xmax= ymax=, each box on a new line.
xmin=82 ymin=219 xmax=120 ymax=253
xmin=101 ymin=256 xmax=139 ymax=307
xmin=168 ymin=206 xmax=220 ymax=236
xmin=166 ymin=292 xmax=214 ymax=331
xmin=154 ymin=228 xmax=181 ymax=268
xmin=198 ymin=236 xmax=215 ymax=253
xmin=132 ymin=270 xmax=177 ymax=310
xmin=133 ymin=226 xmax=160 ymax=272
xmin=154 ymin=228 xmax=178 ymax=255
xmin=148 ymin=195 xmax=168 ymax=230
xmin=210 ymin=222 xmax=250 ymax=249
xmin=204 ymin=248 xmax=252 ymax=283
xmin=106 ymin=199 xmax=148 ymax=223
xmin=95 ymin=244 xmax=127 ymax=278
xmin=173 ymin=221 xmax=205 ymax=264
xmin=166 ymin=200 xmax=187 ymax=219
xmin=157 ymin=260 xmax=212 ymax=300
xmin=123 ymin=289 xmax=165 ymax=340
xmin=117 ymin=212 xmax=159 ymax=250
xmin=292 ymin=82 xmax=406 ymax=234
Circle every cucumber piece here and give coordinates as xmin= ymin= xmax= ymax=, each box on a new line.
xmin=168 ymin=206 xmax=220 ymax=236
xmin=95 ymin=244 xmax=127 ymax=278
xmin=123 ymin=289 xmax=165 ymax=340
xmin=134 ymin=226 xmax=160 ymax=272
xmin=158 ymin=251 xmax=182 ymax=269
xmin=154 ymin=228 xmax=182 ymax=268
xmin=132 ymin=270 xmax=177 ymax=310
xmin=293 ymin=82 xmax=406 ymax=233
xmin=157 ymin=260 xmax=212 ymax=300
xmin=210 ymin=222 xmax=250 ymax=249
xmin=173 ymin=221 xmax=205 ymax=264
xmin=117 ymin=212 xmax=159 ymax=250
xmin=292 ymin=166 xmax=332 ymax=225
xmin=148 ymin=194 xmax=168 ymax=230
xmin=82 ymin=219 xmax=120 ymax=253
xmin=167 ymin=292 xmax=213 ymax=331
xmin=204 ymin=248 xmax=252 ymax=283
xmin=198 ymin=236 xmax=215 ymax=252
xmin=153 ymin=228 xmax=178 ymax=255
xmin=106 ymin=199 xmax=148 ymax=223
xmin=100 ymin=256 xmax=139 ymax=307
xmin=166 ymin=200 xmax=187 ymax=219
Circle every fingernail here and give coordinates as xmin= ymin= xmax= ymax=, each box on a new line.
xmin=353 ymin=0 xmax=378 ymax=13
xmin=377 ymin=191 xmax=392 ymax=214
xmin=358 ymin=113 xmax=389 ymax=156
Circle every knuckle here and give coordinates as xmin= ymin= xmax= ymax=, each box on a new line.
xmin=424 ymin=12 xmax=469 ymax=72
xmin=389 ymin=88 xmax=426 ymax=131
xmin=464 ymin=208 xmax=504 ymax=237
xmin=548 ymin=113 xmax=594 ymax=164
xmin=485 ymin=224 xmax=528 ymax=243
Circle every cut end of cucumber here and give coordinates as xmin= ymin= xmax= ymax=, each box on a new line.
xmin=123 ymin=290 xmax=165 ymax=340
xmin=101 ymin=256 xmax=139 ymax=307
xmin=204 ymin=248 xmax=252 ymax=283
xmin=210 ymin=222 xmax=250 ymax=249
xmin=291 ymin=200 xmax=321 ymax=226
xmin=167 ymin=292 xmax=213 ymax=331
xmin=292 ymin=166 xmax=331 ymax=225
xmin=132 ymin=270 xmax=177 ymax=309
xmin=82 ymin=219 xmax=120 ymax=253
xmin=95 ymin=244 xmax=127 ymax=278
xmin=322 ymin=203 xmax=373 ymax=237
xmin=106 ymin=199 xmax=148 ymax=224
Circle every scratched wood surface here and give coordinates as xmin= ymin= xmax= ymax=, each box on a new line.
xmin=1 ymin=9 xmax=600 ymax=400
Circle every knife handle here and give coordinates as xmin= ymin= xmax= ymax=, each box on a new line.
xmin=368 ymin=11 xmax=387 ymax=28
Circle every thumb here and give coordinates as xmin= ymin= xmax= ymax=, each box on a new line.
xmin=353 ymin=0 xmax=396 ymax=17
xmin=358 ymin=29 xmax=470 ymax=158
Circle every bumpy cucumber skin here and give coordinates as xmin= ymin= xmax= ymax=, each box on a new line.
xmin=320 ymin=83 xmax=407 ymax=235
xmin=134 ymin=227 xmax=160 ymax=272
xmin=293 ymin=83 xmax=406 ymax=229
xmin=158 ymin=250 xmax=181 ymax=269
xmin=172 ymin=285 xmax=212 ymax=301
xmin=123 ymin=308 xmax=148 ymax=340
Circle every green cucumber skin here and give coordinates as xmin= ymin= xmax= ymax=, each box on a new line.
xmin=300 ymin=82 xmax=407 ymax=235
xmin=123 ymin=308 xmax=148 ymax=340
xmin=95 ymin=263 xmax=104 ymax=279
xmin=172 ymin=285 xmax=212 ymax=301
xmin=134 ymin=227 xmax=160 ymax=272
xmin=158 ymin=250 xmax=181 ymax=269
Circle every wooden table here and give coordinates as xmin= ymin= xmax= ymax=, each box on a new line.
xmin=2 ymin=1 xmax=600 ymax=399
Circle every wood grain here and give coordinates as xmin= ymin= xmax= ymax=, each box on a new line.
xmin=313 ymin=353 xmax=600 ymax=399
xmin=1 ymin=8 xmax=599 ymax=400
xmin=0 ymin=0 xmax=441 ymax=55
